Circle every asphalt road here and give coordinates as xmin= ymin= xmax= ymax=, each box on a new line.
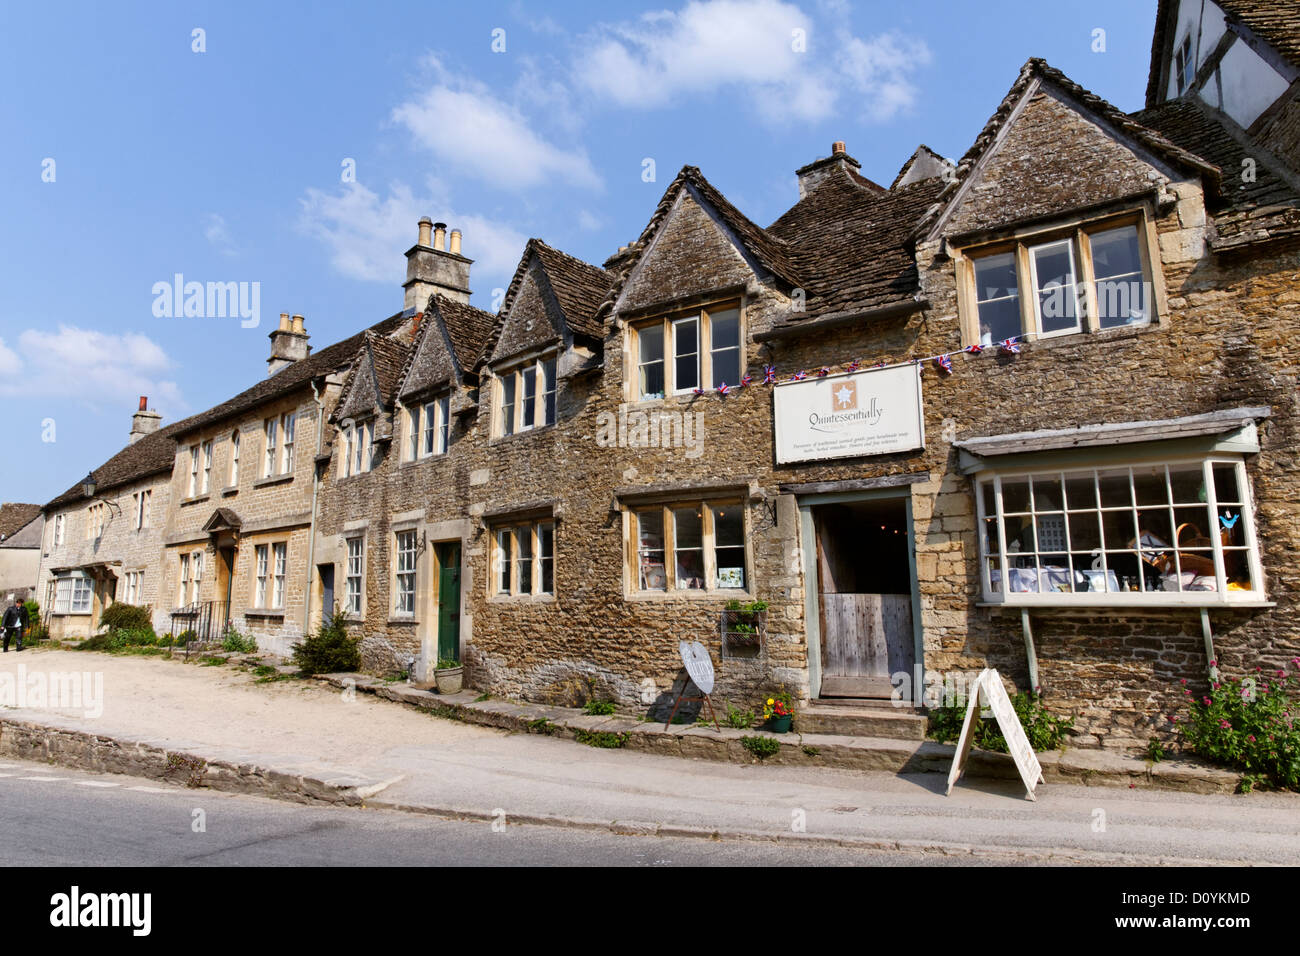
xmin=0 ymin=757 xmax=988 ymax=867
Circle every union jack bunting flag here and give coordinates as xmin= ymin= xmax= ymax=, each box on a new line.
xmin=966 ymin=343 xmax=984 ymax=354
xmin=740 ymin=373 xmax=753 ymax=387
xmin=763 ymin=365 xmax=777 ymax=385
xmin=717 ymin=382 xmax=730 ymax=395
xmin=790 ymin=370 xmax=808 ymax=381
xmin=934 ymin=354 xmax=953 ymax=375
xmin=998 ymin=338 xmax=1021 ymax=354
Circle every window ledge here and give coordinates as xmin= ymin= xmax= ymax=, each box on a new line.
xmin=488 ymin=593 xmax=557 ymax=605
xmin=387 ymin=615 xmax=418 ymax=625
xmin=244 ymin=609 xmax=285 ymax=619
xmin=253 ymin=474 xmax=294 ymax=489
xmin=220 ymin=486 xmax=238 ymax=497
xmin=624 ymin=589 xmax=754 ymax=602
xmin=978 ymin=598 xmax=1274 ymax=610
xmin=180 ymin=494 xmax=211 ymax=507
xmin=489 ymin=423 xmax=556 ymax=446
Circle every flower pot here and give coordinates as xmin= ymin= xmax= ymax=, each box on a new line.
xmin=766 ymin=714 xmax=792 ymax=734
xmin=434 ymin=666 xmax=463 ymax=695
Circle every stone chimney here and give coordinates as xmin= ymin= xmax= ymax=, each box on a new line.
xmin=796 ymin=140 xmax=879 ymax=198
xmin=404 ymin=217 xmax=471 ymax=310
xmin=129 ymin=396 xmax=162 ymax=444
xmin=267 ymin=312 xmax=311 ymax=376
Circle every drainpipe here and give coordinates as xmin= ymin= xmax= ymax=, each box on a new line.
xmin=304 ymin=378 xmax=325 ymax=637
xmin=1021 ymin=608 xmax=1039 ymax=693
xmin=1200 ymin=608 xmax=1219 ymax=683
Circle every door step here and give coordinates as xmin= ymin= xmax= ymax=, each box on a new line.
xmin=799 ymin=702 xmax=927 ymax=740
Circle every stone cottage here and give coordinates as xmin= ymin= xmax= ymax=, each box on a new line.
xmin=34 ymin=0 xmax=1300 ymax=750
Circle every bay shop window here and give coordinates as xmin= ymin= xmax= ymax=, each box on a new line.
xmin=963 ymin=217 xmax=1157 ymax=345
xmin=633 ymin=303 xmax=742 ymax=400
xmin=976 ymin=458 xmax=1263 ymax=605
xmin=632 ymin=501 xmax=748 ymax=593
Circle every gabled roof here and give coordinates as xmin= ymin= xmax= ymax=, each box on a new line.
xmin=1148 ymin=0 xmax=1300 ymax=107
xmin=1133 ymin=96 xmax=1300 ymax=248
xmin=201 ymin=507 xmax=242 ymax=532
xmin=170 ymin=311 xmax=408 ymax=440
xmin=0 ymin=503 xmax=42 ymax=541
xmin=916 ymin=58 xmax=1222 ymax=240
xmin=767 ymin=176 xmax=944 ymax=323
xmin=594 ymin=166 xmax=802 ymax=323
xmin=331 ymin=329 xmax=412 ymax=423
xmin=397 ymin=294 xmax=497 ymax=401
xmin=889 ymin=144 xmax=954 ymax=190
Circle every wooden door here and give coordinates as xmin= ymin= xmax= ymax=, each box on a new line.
xmin=435 ymin=543 xmax=461 ymax=664
xmin=815 ymin=504 xmax=915 ymax=698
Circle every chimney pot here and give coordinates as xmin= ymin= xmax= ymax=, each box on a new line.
xmin=129 ymin=397 xmax=163 ymax=444
xmin=417 ymin=217 xmax=433 ymax=247
xmin=138 ymin=396 xmax=148 ymax=412
xmin=291 ymin=314 xmax=305 ymax=334
xmin=433 ymin=222 xmax=447 ymax=251
xmin=279 ymin=312 xmax=290 ymax=331
xmin=832 ymin=141 xmax=846 ymax=156
xmin=449 ymin=229 xmax=461 ymax=255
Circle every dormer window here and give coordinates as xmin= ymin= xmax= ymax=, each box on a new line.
xmin=493 ymin=355 xmax=558 ymax=437
xmin=406 ymin=394 xmax=450 ymax=460
xmin=962 ymin=217 xmax=1154 ymax=346
xmin=339 ymin=420 xmax=373 ymax=477
xmin=631 ymin=302 xmax=742 ymax=401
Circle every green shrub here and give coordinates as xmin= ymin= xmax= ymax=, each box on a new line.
xmin=99 ymin=602 xmax=153 ymax=633
xmin=291 ymin=612 xmax=360 ymax=675
xmin=724 ymin=703 xmax=755 ymax=729
xmin=221 ymin=628 xmax=258 ymax=653
xmin=176 ymin=629 xmax=197 ymax=646
xmin=583 ymin=699 xmax=616 ymax=716
xmin=157 ymin=635 xmax=174 ymax=647
xmin=1175 ymin=662 xmax=1300 ymax=791
xmin=927 ymin=690 xmax=1073 ymax=753
xmin=436 ymin=657 xmax=460 ymax=670
xmin=574 ymin=730 xmax=628 ymax=748
xmin=740 ymin=735 xmax=781 ymax=760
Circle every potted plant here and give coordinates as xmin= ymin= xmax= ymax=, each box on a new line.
xmin=762 ymin=689 xmax=795 ymax=733
xmin=434 ymin=657 xmax=463 ymax=694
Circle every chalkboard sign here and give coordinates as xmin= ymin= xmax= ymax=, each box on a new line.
xmin=679 ymin=640 xmax=715 ymax=694
xmin=946 ymin=668 xmax=1044 ymax=801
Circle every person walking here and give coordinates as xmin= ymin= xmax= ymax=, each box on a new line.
xmin=2 ymin=594 xmax=28 ymax=652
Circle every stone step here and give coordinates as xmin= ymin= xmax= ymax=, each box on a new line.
xmin=797 ymin=703 xmax=928 ymax=740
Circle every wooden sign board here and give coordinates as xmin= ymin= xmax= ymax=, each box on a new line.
xmin=946 ymin=668 xmax=1044 ymax=801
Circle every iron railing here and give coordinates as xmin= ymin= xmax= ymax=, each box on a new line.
xmin=169 ymin=601 xmax=230 ymax=657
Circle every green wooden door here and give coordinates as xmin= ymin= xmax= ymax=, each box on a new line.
xmin=436 ymin=543 xmax=461 ymax=664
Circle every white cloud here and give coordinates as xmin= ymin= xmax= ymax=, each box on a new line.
xmin=298 ymin=181 xmax=528 ymax=292
xmin=203 ymin=213 xmax=239 ymax=256
xmin=574 ymin=0 xmax=929 ymax=124
xmin=393 ymin=76 xmax=601 ymax=191
xmin=0 ymin=326 xmax=183 ymax=410
xmin=576 ymin=209 xmax=604 ymax=231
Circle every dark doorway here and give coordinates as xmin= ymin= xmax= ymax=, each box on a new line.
xmin=318 ymin=564 xmax=335 ymax=620
xmin=813 ymin=498 xmax=916 ymax=698
xmin=435 ymin=542 xmax=461 ymax=664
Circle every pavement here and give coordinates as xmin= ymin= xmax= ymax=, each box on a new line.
xmin=2 ymin=647 xmax=1298 ymax=864
xmin=0 ymin=756 xmax=948 ymax=867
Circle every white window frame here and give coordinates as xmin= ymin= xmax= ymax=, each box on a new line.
xmin=394 ymin=530 xmax=418 ymax=615
xmin=134 ymin=489 xmax=150 ymax=530
xmin=254 ymin=544 xmax=269 ymax=608
xmin=632 ymin=302 xmax=743 ymax=401
xmin=1027 ymin=238 xmax=1082 ymax=339
xmin=191 ymin=550 xmax=203 ymax=604
xmin=179 ymin=553 xmax=191 ymax=606
xmin=963 ymin=216 xmax=1157 ymax=346
xmin=494 ymin=356 xmax=558 ymax=437
xmin=272 ymin=543 xmax=287 ymax=609
xmin=491 ymin=521 xmax=555 ymax=597
xmin=230 ymin=430 xmax=241 ymax=486
xmin=188 ymin=445 xmax=200 ymax=497
xmin=53 ymin=513 xmax=65 ymax=547
xmin=975 ymin=457 xmax=1264 ymax=607
xmin=630 ymin=500 xmax=748 ymax=594
xmin=280 ymin=412 xmax=296 ymax=474
xmin=263 ymin=418 xmax=278 ymax=478
xmin=345 ymin=536 xmax=364 ymax=615
xmin=201 ymin=440 xmax=213 ymax=494
xmin=414 ymin=394 xmax=451 ymax=458
xmin=54 ymin=572 xmax=92 ymax=615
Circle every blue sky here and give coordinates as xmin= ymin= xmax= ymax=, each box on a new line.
xmin=0 ymin=0 xmax=1158 ymax=504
